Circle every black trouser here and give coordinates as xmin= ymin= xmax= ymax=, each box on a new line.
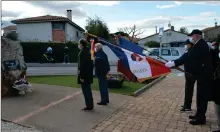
xmin=184 ymin=74 xmax=196 ymax=109
xmin=195 ymin=77 xmax=211 ymax=120
xmin=81 ymin=84 xmax=94 ymax=108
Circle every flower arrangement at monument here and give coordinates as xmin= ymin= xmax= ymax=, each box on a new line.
xmin=106 ymin=74 xmax=124 ymax=88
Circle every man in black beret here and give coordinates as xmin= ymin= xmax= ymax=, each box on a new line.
xmin=77 ymin=38 xmax=94 ymax=110
xmin=186 ymin=29 xmax=213 ymax=125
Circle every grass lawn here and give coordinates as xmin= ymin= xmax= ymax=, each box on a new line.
xmin=28 ymin=75 xmax=146 ymax=96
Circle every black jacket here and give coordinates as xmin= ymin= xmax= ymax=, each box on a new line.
xmin=64 ymin=46 xmax=69 ymax=55
xmin=187 ymin=39 xmax=213 ymax=78
xmin=94 ymin=49 xmax=110 ymax=77
xmin=212 ymin=48 xmax=220 ymax=104
xmin=77 ymin=47 xmax=94 ymax=84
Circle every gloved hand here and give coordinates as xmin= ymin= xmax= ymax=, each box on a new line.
xmin=165 ymin=61 xmax=175 ymax=68
xmin=207 ymin=42 xmax=215 ymax=49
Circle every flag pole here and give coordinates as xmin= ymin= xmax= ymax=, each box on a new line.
xmin=83 ymin=32 xmax=188 ymax=75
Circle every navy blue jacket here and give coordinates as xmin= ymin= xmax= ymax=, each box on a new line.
xmin=94 ymin=49 xmax=110 ymax=77
xmin=174 ymin=48 xmax=194 ymax=75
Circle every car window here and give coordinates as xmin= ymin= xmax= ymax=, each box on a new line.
xmin=149 ymin=49 xmax=159 ymax=56
xmin=171 ymin=49 xmax=180 ymax=56
xmin=161 ymin=49 xmax=171 ymax=56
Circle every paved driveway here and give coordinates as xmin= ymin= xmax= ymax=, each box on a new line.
xmin=1 ymin=84 xmax=131 ymax=132
xmin=91 ymin=76 xmax=218 ymax=132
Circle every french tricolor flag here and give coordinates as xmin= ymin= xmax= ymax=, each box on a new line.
xmin=99 ymin=38 xmax=171 ymax=83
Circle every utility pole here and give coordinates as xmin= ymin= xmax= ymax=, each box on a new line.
xmin=159 ymin=27 xmax=164 ymax=56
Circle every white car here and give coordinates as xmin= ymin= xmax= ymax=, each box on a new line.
xmin=143 ymin=48 xmax=182 ymax=63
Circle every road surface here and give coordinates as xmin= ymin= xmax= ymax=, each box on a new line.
xmin=26 ymin=64 xmax=184 ymax=76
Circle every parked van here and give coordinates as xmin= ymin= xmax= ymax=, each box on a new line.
xmin=143 ymin=48 xmax=182 ymax=63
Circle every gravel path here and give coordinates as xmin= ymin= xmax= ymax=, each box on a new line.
xmin=1 ymin=120 xmax=42 ymax=132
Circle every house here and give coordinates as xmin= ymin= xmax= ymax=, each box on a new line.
xmin=11 ymin=10 xmax=85 ymax=42
xmin=138 ymin=27 xmax=189 ymax=47
xmin=2 ymin=25 xmax=17 ymax=36
xmin=202 ymin=25 xmax=220 ymax=41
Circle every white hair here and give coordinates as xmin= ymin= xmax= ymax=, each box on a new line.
xmin=95 ymin=43 xmax=102 ymax=50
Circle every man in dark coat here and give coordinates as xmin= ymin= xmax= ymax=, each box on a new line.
xmin=165 ymin=39 xmax=196 ymax=112
xmin=186 ymin=29 xmax=213 ymax=125
xmin=63 ymin=45 xmax=70 ymax=64
xmin=212 ymin=42 xmax=220 ymax=132
xmin=77 ymin=38 xmax=94 ymax=110
xmin=94 ymin=43 xmax=110 ymax=105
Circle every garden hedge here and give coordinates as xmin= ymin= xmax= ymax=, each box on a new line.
xmin=21 ymin=41 xmax=83 ymax=63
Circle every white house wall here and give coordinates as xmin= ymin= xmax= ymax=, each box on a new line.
xmin=65 ymin=23 xmax=84 ymax=42
xmin=17 ymin=23 xmax=52 ymax=42
xmin=138 ymin=30 xmax=189 ymax=47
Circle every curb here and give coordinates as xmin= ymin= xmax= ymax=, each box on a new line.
xmin=1 ymin=119 xmax=32 ymax=128
xmin=132 ymin=75 xmax=167 ymax=97
xmin=26 ymin=63 xmax=117 ymax=67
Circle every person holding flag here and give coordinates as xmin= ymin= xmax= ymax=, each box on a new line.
xmin=165 ymin=39 xmax=195 ymax=112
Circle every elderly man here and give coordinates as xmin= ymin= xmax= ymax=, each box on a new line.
xmin=77 ymin=38 xmax=94 ymax=110
xmin=94 ymin=43 xmax=110 ymax=105
xmin=166 ymin=29 xmax=213 ymax=125
xmin=186 ymin=29 xmax=213 ymax=125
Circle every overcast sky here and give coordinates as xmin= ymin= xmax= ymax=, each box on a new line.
xmin=2 ymin=1 xmax=220 ymax=38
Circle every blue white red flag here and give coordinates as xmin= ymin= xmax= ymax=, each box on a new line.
xmin=99 ymin=38 xmax=171 ymax=82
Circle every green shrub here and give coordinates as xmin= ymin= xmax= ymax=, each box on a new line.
xmin=21 ymin=42 xmax=80 ymax=63
xmin=144 ymin=41 xmax=160 ymax=48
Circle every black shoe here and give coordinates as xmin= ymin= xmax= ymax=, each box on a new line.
xmin=180 ymin=107 xmax=191 ymax=111
xmin=213 ymin=129 xmax=220 ymax=132
xmin=97 ymin=102 xmax=107 ymax=105
xmin=189 ymin=119 xmax=206 ymax=125
xmin=189 ymin=115 xmax=196 ymax=119
xmin=81 ymin=107 xmax=93 ymax=111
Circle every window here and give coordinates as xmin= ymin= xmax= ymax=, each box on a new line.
xmin=166 ymin=33 xmax=172 ymax=36
xmin=171 ymin=49 xmax=179 ymax=56
xmin=161 ymin=49 xmax=171 ymax=56
xmin=149 ymin=49 xmax=159 ymax=56
xmin=52 ymin=22 xmax=65 ymax=30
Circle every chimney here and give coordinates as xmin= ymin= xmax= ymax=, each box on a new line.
xmin=171 ymin=26 xmax=174 ymax=31
xmin=67 ymin=10 xmax=72 ymax=21
xmin=155 ymin=26 xmax=157 ymax=33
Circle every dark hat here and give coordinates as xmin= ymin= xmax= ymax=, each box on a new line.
xmin=188 ymin=29 xmax=203 ymax=36
xmin=185 ymin=39 xmax=193 ymax=45
xmin=79 ymin=38 xmax=88 ymax=47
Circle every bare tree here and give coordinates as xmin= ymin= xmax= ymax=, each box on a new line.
xmin=179 ymin=27 xmax=189 ymax=34
xmin=117 ymin=24 xmax=145 ymax=43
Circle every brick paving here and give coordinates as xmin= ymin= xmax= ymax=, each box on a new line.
xmin=91 ymin=76 xmax=218 ymax=132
